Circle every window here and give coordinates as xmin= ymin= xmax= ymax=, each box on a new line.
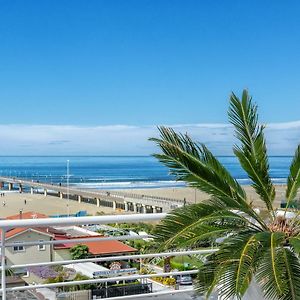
xmin=38 ymin=240 xmax=46 ymax=251
xmin=13 ymin=243 xmax=25 ymax=252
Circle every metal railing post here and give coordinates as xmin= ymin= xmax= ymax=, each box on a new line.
xmin=1 ymin=228 xmax=6 ymax=300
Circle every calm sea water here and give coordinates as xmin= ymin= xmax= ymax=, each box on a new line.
xmin=0 ymin=156 xmax=293 ymax=190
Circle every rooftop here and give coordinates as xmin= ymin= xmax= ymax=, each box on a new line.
xmin=54 ymin=236 xmax=136 ymax=255
xmin=6 ymin=211 xmax=48 ymax=220
xmin=5 ymin=227 xmax=54 ymax=240
xmin=4 ymin=211 xmax=137 ymax=255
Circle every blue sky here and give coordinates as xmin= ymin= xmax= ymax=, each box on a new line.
xmin=1 ymin=1 xmax=300 ymax=154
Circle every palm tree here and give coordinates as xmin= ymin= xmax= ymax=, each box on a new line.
xmin=150 ymin=90 xmax=300 ymax=300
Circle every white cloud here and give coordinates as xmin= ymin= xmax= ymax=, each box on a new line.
xmin=0 ymin=122 xmax=299 ymax=155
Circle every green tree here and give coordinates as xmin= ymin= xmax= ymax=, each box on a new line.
xmin=150 ymin=90 xmax=300 ymax=300
xmin=70 ymin=244 xmax=89 ymax=260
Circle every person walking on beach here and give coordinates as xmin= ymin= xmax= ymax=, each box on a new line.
xmin=2 ymin=200 xmax=6 ymax=207
xmin=24 ymin=199 xmax=27 ymax=205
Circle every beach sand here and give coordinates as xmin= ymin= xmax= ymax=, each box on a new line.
xmin=0 ymin=184 xmax=289 ymax=219
xmin=122 ymin=185 xmax=288 ymax=209
xmin=0 ymin=191 xmax=120 ymax=219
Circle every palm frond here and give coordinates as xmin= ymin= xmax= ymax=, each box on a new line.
xmin=228 ymin=90 xmax=275 ymax=213
xmin=149 ymin=89 xmax=300 ymax=299
xmin=207 ymin=197 xmax=267 ymax=230
xmin=280 ymin=247 xmax=300 ymax=300
xmin=196 ymin=258 xmax=218 ymax=296
xmin=255 ymin=232 xmax=288 ymax=299
xmin=154 ymin=202 xmax=259 ymax=250
xmin=290 ymin=236 xmax=300 ymax=254
xmin=196 ymin=231 xmax=297 ymax=299
xmin=235 ymin=235 xmax=260 ymax=296
xmin=286 ymin=145 xmax=300 ymax=205
xmin=195 ymin=232 xmax=261 ymax=299
xmin=150 ymin=127 xmax=247 ymax=200
xmin=149 ymin=127 xmax=267 ymax=219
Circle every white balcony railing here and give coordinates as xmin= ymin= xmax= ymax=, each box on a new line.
xmin=0 ymin=213 xmax=216 ymax=300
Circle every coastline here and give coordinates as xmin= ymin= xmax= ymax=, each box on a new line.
xmin=0 ymin=184 xmax=289 ymax=219
xmin=122 ymin=184 xmax=288 ymax=209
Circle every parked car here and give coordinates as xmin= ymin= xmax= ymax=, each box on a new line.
xmin=176 ymin=274 xmax=193 ymax=285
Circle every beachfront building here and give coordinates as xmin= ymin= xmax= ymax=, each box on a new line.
xmin=3 ymin=212 xmax=53 ymax=269
xmin=4 ymin=227 xmax=53 ymax=267
xmin=3 ymin=212 xmax=136 ymax=272
xmin=54 ymin=235 xmax=136 ymax=262
xmin=0 ymin=210 xmax=215 ymax=300
xmin=53 ymin=225 xmax=136 ymax=262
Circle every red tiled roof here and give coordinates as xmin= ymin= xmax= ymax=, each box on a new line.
xmin=3 ymin=212 xmax=55 ymax=239
xmin=5 ymin=228 xmax=27 ymax=238
xmin=5 ymin=211 xmax=136 ymax=255
xmin=6 ymin=211 xmax=48 ymax=220
xmin=83 ymin=240 xmax=136 ymax=255
xmin=4 ymin=227 xmax=54 ymax=239
xmin=54 ymin=236 xmax=136 ymax=255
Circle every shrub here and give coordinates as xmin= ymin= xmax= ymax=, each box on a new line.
xmin=28 ymin=266 xmax=58 ymax=279
xmin=70 ymin=244 xmax=89 ymax=260
xmin=152 ymin=276 xmax=176 ymax=286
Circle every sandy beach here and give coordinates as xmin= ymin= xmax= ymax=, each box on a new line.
xmin=0 ymin=184 xmax=289 ymax=219
xmin=0 ymin=191 xmax=119 ymax=219
xmin=123 ymin=185 xmax=288 ymax=209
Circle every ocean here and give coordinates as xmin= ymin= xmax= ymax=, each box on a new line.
xmin=0 ymin=156 xmax=293 ymax=190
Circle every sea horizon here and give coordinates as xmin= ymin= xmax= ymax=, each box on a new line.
xmin=0 ymin=155 xmax=294 ymax=190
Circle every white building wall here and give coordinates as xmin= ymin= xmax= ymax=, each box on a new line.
xmin=5 ymin=230 xmax=52 ymax=267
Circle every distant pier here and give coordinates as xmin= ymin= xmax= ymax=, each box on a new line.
xmin=0 ymin=177 xmax=184 ymax=213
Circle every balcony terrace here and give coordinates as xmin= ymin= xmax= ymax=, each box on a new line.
xmin=0 ymin=213 xmax=216 ymax=300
